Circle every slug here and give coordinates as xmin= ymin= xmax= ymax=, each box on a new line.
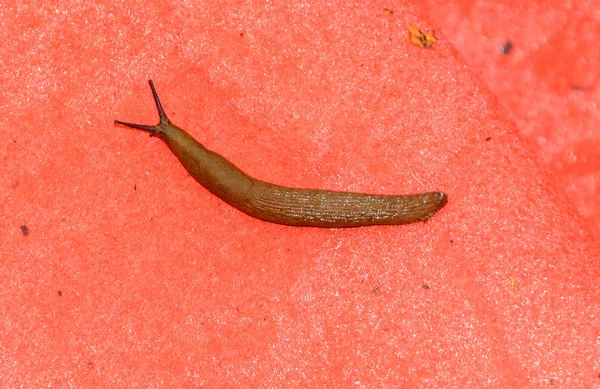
xmin=114 ymin=80 xmax=447 ymax=228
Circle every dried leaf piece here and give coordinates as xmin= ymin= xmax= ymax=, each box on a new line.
xmin=408 ymin=24 xmax=437 ymax=48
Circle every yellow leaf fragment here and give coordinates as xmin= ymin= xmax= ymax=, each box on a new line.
xmin=408 ymin=24 xmax=437 ymax=48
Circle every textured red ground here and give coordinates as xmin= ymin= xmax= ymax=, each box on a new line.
xmin=1 ymin=1 xmax=599 ymax=388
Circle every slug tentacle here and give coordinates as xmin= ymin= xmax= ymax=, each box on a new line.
xmin=114 ymin=80 xmax=169 ymax=135
xmin=114 ymin=80 xmax=448 ymax=228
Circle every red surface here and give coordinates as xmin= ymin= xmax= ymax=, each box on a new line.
xmin=1 ymin=1 xmax=599 ymax=388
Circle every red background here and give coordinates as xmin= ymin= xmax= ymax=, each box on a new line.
xmin=1 ymin=1 xmax=599 ymax=387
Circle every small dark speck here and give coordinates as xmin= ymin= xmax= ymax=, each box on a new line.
xmin=485 ymin=137 xmax=492 ymax=141
xmin=88 ymin=361 xmax=94 ymax=368
xmin=450 ymin=239 xmax=453 ymax=243
xmin=240 ymin=32 xmax=244 ymax=37
xmin=134 ymin=184 xmax=137 ymax=191
xmin=372 ymin=285 xmax=380 ymax=293
xmin=58 ymin=290 xmax=63 ymax=296
xmin=423 ymin=284 xmax=430 ymax=289
xmin=20 ymin=225 xmax=29 ymax=236
xmin=384 ymin=8 xmax=394 ymax=15
xmin=500 ymin=40 xmax=513 ymax=55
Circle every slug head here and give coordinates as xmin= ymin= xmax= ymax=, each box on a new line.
xmin=114 ymin=80 xmax=171 ymax=136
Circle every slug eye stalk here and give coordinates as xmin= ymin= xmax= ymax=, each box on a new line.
xmin=114 ymin=80 xmax=168 ymax=134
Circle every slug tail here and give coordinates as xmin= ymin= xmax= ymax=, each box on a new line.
xmin=422 ymin=192 xmax=448 ymax=222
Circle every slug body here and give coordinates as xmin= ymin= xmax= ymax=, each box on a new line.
xmin=115 ymin=81 xmax=447 ymax=228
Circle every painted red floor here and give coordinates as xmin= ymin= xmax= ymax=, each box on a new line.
xmin=2 ymin=1 xmax=599 ymax=387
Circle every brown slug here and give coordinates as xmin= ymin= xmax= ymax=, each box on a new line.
xmin=114 ymin=80 xmax=447 ymax=228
